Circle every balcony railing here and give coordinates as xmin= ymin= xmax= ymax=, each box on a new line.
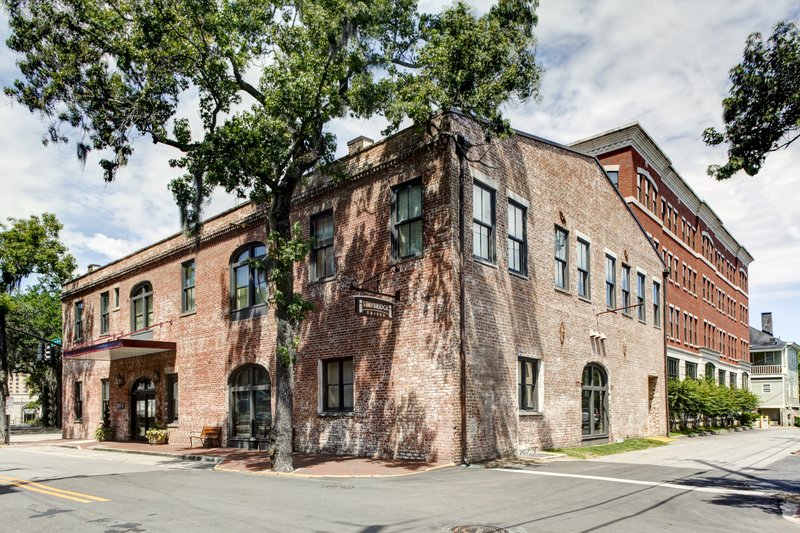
xmin=751 ymin=365 xmax=782 ymax=375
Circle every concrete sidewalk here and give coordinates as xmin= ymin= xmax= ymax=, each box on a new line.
xmin=10 ymin=436 xmax=453 ymax=477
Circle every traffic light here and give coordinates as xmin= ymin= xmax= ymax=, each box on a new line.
xmin=44 ymin=343 xmax=52 ymax=361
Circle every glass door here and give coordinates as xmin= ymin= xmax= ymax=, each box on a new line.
xmin=131 ymin=378 xmax=156 ymax=440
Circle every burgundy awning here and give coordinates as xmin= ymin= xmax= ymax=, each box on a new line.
xmin=64 ymin=338 xmax=176 ymax=361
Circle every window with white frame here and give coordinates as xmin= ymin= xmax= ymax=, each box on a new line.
xmin=472 ymin=182 xmax=495 ymax=263
xmin=621 ymin=265 xmax=631 ymax=315
xmin=636 ymin=272 xmax=646 ymax=321
xmin=577 ymin=238 xmax=590 ymax=299
xmin=507 ymin=200 xmax=527 ymax=275
xmin=517 ymin=357 xmax=540 ymax=411
xmin=554 ymin=226 xmax=568 ymax=290
xmin=605 ymin=255 xmax=616 ymax=309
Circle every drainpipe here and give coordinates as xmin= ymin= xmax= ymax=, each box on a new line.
xmin=662 ymin=267 xmax=670 ymax=437
xmin=456 ymin=133 xmax=470 ymax=466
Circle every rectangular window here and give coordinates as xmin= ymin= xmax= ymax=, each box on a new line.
xmin=652 ymin=281 xmax=661 ymax=327
xmin=637 ymin=272 xmax=646 ymax=321
xmin=718 ymin=369 xmax=726 ymax=387
xmin=322 ymin=357 xmax=354 ymax=412
xmin=74 ymin=381 xmax=83 ymax=421
xmin=577 ymin=239 xmax=590 ymax=299
xmin=113 ymin=287 xmax=120 ymax=308
xmin=74 ymin=302 xmax=84 ymax=342
xmin=182 ymin=259 xmax=196 ymax=313
xmin=100 ymin=292 xmax=110 ymax=335
xmin=607 ymin=170 xmax=619 ymax=188
xmin=685 ymin=362 xmax=697 ymax=380
xmin=101 ymin=378 xmax=109 ymax=421
xmin=621 ymin=265 xmax=631 ymax=315
xmin=667 ymin=357 xmax=679 ymax=380
xmin=517 ymin=358 xmax=539 ymax=411
xmin=605 ymin=255 xmax=616 ymax=309
xmin=311 ymin=210 xmax=335 ymax=280
xmin=392 ymin=180 xmax=423 ymax=259
xmin=167 ymin=374 xmax=179 ymax=423
xmin=472 ymin=183 xmax=495 ymax=263
xmin=763 ymin=383 xmax=771 ymax=393
xmin=507 ymin=200 xmax=527 ymax=275
xmin=555 ymin=227 xmax=569 ymax=289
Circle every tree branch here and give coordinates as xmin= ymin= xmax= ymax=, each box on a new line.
xmin=229 ymin=56 xmax=265 ymax=105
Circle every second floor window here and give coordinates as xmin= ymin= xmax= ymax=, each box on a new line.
xmin=653 ymin=281 xmax=661 ymax=327
xmin=637 ymin=272 xmax=646 ymax=321
xmin=74 ymin=301 xmax=83 ymax=341
xmin=605 ymin=255 xmax=616 ymax=309
xmin=577 ymin=238 xmax=590 ymax=299
xmin=311 ymin=211 xmax=335 ymax=280
xmin=182 ymin=260 xmax=196 ymax=313
xmin=554 ymin=227 xmax=568 ymax=289
xmin=231 ymin=243 xmax=267 ymax=311
xmin=507 ymin=200 xmax=527 ymax=275
xmin=131 ymin=282 xmax=154 ymax=330
xmin=392 ymin=180 xmax=423 ymax=259
xmin=472 ymin=183 xmax=495 ymax=263
xmin=621 ymin=265 xmax=631 ymax=315
xmin=100 ymin=292 xmax=109 ymax=335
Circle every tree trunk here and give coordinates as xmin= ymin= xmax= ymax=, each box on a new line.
xmin=268 ymin=190 xmax=297 ymax=473
xmin=0 ymin=309 xmax=10 ymax=444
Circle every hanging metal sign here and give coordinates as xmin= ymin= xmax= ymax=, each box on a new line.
xmin=354 ymin=295 xmax=394 ymax=319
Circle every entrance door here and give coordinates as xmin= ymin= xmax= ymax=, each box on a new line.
xmin=581 ymin=364 xmax=608 ymax=440
xmin=131 ymin=378 xmax=156 ymax=440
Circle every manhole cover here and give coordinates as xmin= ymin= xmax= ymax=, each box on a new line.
xmin=452 ymin=527 xmax=508 ymax=533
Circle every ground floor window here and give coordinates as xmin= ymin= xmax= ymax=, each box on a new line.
xmin=667 ymin=358 xmax=679 ymax=380
xmin=322 ymin=357 xmax=354 ymax=412
xmin=518 ymin=358 xmax=540 ymax=411
xmin=74 ymin=381 xmax=83 ymax=421
xmin=582 ymin=363 xmax=608 ymax=439
xmin=685 ymin=362 xmax=697 ymax=380
xmin=229 ymin=365 xmax=271 ymax=440
xmin=167 ymin=374 xmax=178 ymax=423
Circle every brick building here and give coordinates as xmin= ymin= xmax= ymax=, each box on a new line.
xmin=572 ymin=124 xmax=754 ymax=389
xmin=61 ymin=114 xmax=666 ymax=463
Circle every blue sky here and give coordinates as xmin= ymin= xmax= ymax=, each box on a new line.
xmin=1 ymin=1 xmax=798 ymax=342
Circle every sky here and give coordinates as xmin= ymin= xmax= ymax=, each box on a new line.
xmin=0 ymin=1 xmax=798 ymax=342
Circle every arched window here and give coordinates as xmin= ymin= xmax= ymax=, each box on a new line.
xmin=229 ymin=364 xmax=271 ymax=447
xmin=230 ymin=243 xmax=267 ymax=312
xmin=705 ymin=362 xmax=715 ymax=381
xmin=742 ymin=372 xmax=749 ymax=390
xmin=131 ymin=282 xmax=154 ymax=330
xmin=582 ymin=363 xmax=608 ymax=439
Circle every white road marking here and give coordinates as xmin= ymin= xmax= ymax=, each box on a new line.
xmin=492 ymin=468 xmax=773 ymax=498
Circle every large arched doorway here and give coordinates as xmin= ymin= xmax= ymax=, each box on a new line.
xmin=229 ymin=364 xmax=271 ymax=449
xmin=582 ymin=363 xmax=609 ymax=441
xmin=131 ymin=378 xmax=156 ymax=440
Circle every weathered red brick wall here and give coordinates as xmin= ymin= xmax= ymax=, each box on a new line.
xmin=455 ymin=116 xmax=666 ymax=461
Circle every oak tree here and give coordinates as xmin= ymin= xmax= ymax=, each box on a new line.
xmin=4 ymin=0 xmax=541 ymax=470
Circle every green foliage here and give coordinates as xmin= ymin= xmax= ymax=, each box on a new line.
xmin=668 ymin=378 xmax=760 ymax=429
xmin=704 ymin=21 xmax=800 ymax=180
xmin=0 ymin=214 xmax=76 ymax=293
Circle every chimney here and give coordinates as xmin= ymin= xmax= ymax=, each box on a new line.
xmin=347 ymin=136 xmax=374 ymax=155
xmin=87 ymin=264 xmax=101 ymax=273
xmin=761 ymin=312 xmax=773 ymax=335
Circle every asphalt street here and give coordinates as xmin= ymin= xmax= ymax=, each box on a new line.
xmin=1 ymin=428 xmax=798 ymax=532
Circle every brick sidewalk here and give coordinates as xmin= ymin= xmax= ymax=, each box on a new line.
xmin=12 ymin=438 xmax=453 ymax=477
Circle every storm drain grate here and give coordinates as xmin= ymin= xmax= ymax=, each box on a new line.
xmin=451 ymin=526 xmax=509 ymax=533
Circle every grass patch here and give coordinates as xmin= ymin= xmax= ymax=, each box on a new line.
xmin=547 ymin=438 xmax=668 ymax=459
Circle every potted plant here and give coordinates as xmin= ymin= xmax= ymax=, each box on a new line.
xmin=145 ymin=420 xmax=169 ymax=445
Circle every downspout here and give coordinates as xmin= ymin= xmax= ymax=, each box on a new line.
xmin=662 ymin=267 xmax=670 ymax=437
xmin=456 ymin=133 xmax=470 ymax=466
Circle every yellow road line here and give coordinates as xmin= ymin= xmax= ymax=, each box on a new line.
xmin=0 ymin=475 xmax=110 ymax=503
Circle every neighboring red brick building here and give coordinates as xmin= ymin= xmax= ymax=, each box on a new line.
xmin=572 ymin=124 xmax=754 ymax=390
xmin=61 ymin=115 xmax=666 ymax=463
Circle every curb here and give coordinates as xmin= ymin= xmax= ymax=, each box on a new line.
xmin=91 ymin=446 xmax=222 ymax=464
xmin=213 ymin=461 xmax=456 ymax=478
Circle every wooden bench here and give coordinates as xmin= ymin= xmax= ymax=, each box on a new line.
xmin=189 ymin=426 xmax=222 ymax=448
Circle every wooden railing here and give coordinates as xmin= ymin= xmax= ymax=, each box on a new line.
xmin=751 ymin=364 xmax=782 ymax=375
